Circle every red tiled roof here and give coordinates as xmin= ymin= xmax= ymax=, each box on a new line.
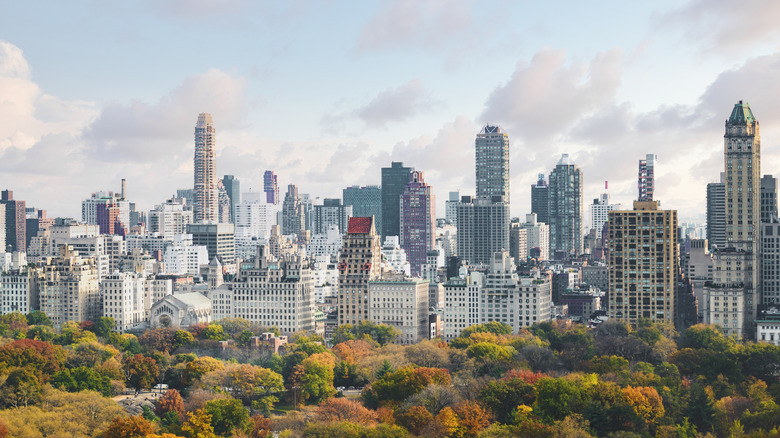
xmin=347 ymin=217 xmax=373 ymax=234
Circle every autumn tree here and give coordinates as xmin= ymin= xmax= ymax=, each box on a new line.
xmin=100 ymin=415 xmax=154 ymax=438
xmin=397 ymin=406 xmax=433 ymax=435
xmin=0 ymin=338 xmax=66 ymax=378
xmin=199 ymin=363 xmax=284 ymax=408
xmin=182 ymin=408 xmax=218 ymax=438
xmin=314 ymin=397 xmax=378 ymax=426
xmin=184 ymin=356 xmax=224 ymax=385
xmin=155 ymin=389 xmax=186 ymax=419
xmin=369 ymin=366 xmax=452 ymax=404
xmin=123 ymin=354 xmax=159 ymax=391
xmin=622 ymin=386 xmax=665 ymax=427
xmin=300 ymin=352 xmax=336 ymax=404
xmin=453 ymin=401 xmax=491 ymax=438
xmin=26 ymin=310 xmax=52 ymax=326
xmin=249 ymin=415 xmax=272 ymax=438
xmin=139 ymin=328 xmax=178 ymax=353
xmin=0 ymin=367 xmax=43 ymax=408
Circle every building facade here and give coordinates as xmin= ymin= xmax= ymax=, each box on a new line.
xmin=531 ymin=174 xmax=549 ymax=225
xmin=548 ymin=154 xmax=584 ymax=257
xmin=399 ymin=171 xmax=435 ymax=276
xmin=381 ymin=162 xmax=413 ymax=240
xmin=193 ymin=113 xmax=218 ymax=223
xmin=1 ymin=190 xmax=26 ymax=253
xmin=368 ymin=275 xmax=429 ymax=344
xmin=638 ymin=154 xmax=657 ymax=202
xmin=186 ymin=223 xmax=235 ymax=264
xmin=338 ymin=217 xmax=382 ymax=326
xmin=39 ymin=246 xmax=101 ymax=328
xmin=456 ymin=196 xmax=510 ymax=266
xmin=263 ymin=171 xmax=280 ymax=205
xmin=313 ymin=198 xmax=352 ymax=235
xmin=475 ymin=124 xmax=510 ymax=201
xmin=707 ymin=174 xmax=727 ymax=250
xmin=343 ymin=185 xmax=382 ymax=235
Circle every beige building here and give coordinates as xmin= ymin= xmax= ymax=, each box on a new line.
xmin=39 ymin=245 xmax=101 ymax=328
xmin=368 ymin=274 xmax=429 ymax=344
xmin=338 ymin=217 xmax=382 ymax=326
xmin=608 ymin=201 xmax=678 ymax=324
xmin=101 ymin=272 xmax=146 ymax=332
xmin=193 ymin=113 xmax=218 ymax=223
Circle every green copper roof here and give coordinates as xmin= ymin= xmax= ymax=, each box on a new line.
xmin=728 ymin=100 xmax=756 ymax=125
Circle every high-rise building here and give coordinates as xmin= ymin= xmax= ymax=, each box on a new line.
xmin=707 ymin=173 xmax=727 ymax=250
xmin=638 ymin=154 xmax=657 ymax=202
xmin=313 ymin=199 xmax=352 ymax=235
xmin=509 ymin=219 xmax=527 ymax=267
xmin=148 ymin=199 xmax=193 ymax=239
xmin=762 ymin=221 xmax=780 ymax=305
xmin=761 ymin=174 xmax=777 ymax=224
xmin=193 ymin=113 xmax=218 ymax=223
xmin=39 ymin=245 xmax=101 ymax=328
xmin=101 ymin=272 xmax=146 ymax=332
xmin=216 ymin=180 xmax=231 ymax=224
xmin=531 ymin=174 xmax=549 ymax=224
xmin=282 ymin=184 xmax=306 ymax=239
xmin=521 ymin=213 xmax=550 ymax=261
xmin=475 ymin=124 xmax=510 ymax=201
xmin=548 ymin=154 xmax=583 ymax=257
xmin=338 ymin=217 xmax=382 ymax=326
xmin=1 ymin=267 xmax=41 ymax=315
xmin=456 ymin=196 xmax=510 ymax=266
xmin=186 ymin=223 xmax=235 ymax=264
xmin=369 ymin=274 xmax=429 ymax=344
xmin=713 ymin=101 xmax=761 ymax=335
xmin=0 ymin=204 xmax=5 ymax=252
xmin=263 ymin=171 xmax=280 ymax=205
xmin=222 ymin=175 xmax=241 ymax=223
xmin=1 ymin=190 xmax=26 ymax=253
xmin=445 ymin=191 xmax=460 ymax=226
xmin=343 ymin=185 xmax=382 ymax=234
xmin=381 ymin=162 xmax=413 ymax=239
xmin=608 ymin=201 xmax=678 ymax=325
xmin=591 ymin=193 xmax=620 ymax=239
xmin=399 ymin=171 xmax=435 ymax=276
xmin=82 ymin=191 xmax=130 ymax=232
xmin=235 ymin=197 xmax=276 ymax=240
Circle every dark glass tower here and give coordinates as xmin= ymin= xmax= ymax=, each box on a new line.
xmin=381 ymin=162 xmax=413 ymax=239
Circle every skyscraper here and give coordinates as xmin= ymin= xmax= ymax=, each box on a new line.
xmin=707 ymin=173 xmax=726 ymax=250
xmin=313 ymin=198 xmax=352 ymax=235
xmin=222 ymin=175 xmax=241 ymax=223
xmin=282 ymin=184 xmax=306 ymax=239
xmin=193 ymin=113 xmax=218 ymax=223
xmin=445 ymin=191 xmax=460 ymax=225
xmin=531 ymin=174 xmax=549 ymax=224
xmin=338 ymin=217 xmax=382 ymax=326
xmin=608 ymin=201 xmax=678 ymax=325
xmin=638 ymin=154 xmax=657 ymax=202
xmin=1 ymin=190 xmax=26 ymax=253
xmin=475 ymin=124 xmax=510 ymax=201
xmin=343 ymin=185 xmax=382 ymax=233
xmin=548 ymin=154 xmax=583 ymax=257
xmin=381 ymin=162 xmax=413 ymax=239
xmin=456 ymin=196 xmax=510 ymax=265
xmin=263 ymin=171 xmax=280 ymax=205
xmin=591 ymin=193 xmax=620 ymax=239
xmin=399 ymin=171 xmax=435 ymax=276
xmin=761 ymin=174 xmax=777 ymax=224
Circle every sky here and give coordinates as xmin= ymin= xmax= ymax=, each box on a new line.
xmin=2 ymin=0 xmax=780 ymax=227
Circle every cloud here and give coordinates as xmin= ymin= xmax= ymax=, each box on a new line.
xmin=481 ymin=48 xmax=623 ymax=142
xmin=355 ymin=79 xmax=436 ymax=128
xmin=660 ymin=0 xmax=780 ymax=53
xmin=355 ymin=0 xmax=473 ymax=53
xmin=82 ymin=68 xmax=248 ymax=162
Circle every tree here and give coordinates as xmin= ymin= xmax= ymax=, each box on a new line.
xmin=683 ymin=384 xmax=716 ymax=433
xmin=123 ymin=354 xmax=159 ymax=391
xmin=403 ymin=385 xmax=462 ymax=416
xmin=58 ymin=320 xmax=98 ymax=344
xmin=204 ymin=398 xmax=251 ymax=437
xmin=621 ymin=386 xmax=665 ymax=426
xmin=534 ymin=377 xmax=585 ymax=422
xmin=26 ymin=325 xmax=56 ymax=342
xmin=155 ymin=389 xmax=185 ymax=419
xmin=51 ymin=366 xmax=112 ymax=396
xmin=0 ymin=338 xmax=66 ymax=379
xmin=315 ymin=397 xmax=378 ymax=426
xmin=182 ymin=408 xmax=219 ymax=438
xmin=355 ymin=321 xmax=401 ymax=346
xmin=375 ymin=360 xmax=395 ymax=380
xmin=0 ymin=367 xmax=43 ymax=408
xmin=0 ymin=311 xmax=28 ymax=330
xmin=332 ymin=339 xmax=376 ymax=364
xmin=453 ymin=401 xmax=491 ymax=438
xmin=198 ymin=324 xmax=226 ymax=341
xmin=370 ymin=366 xmax=452 ymax=404
xmin=100 ymin=415 xmax=155 ymax=438
xmin=249 ymin=415 xmax=272 ymax=438
xmin=93 ymin=317 xmax=116 ymax=338
xmin=405 ymin=339 xmax=450 ymax=368
xmin=460 ymin=322 xmax=513 ymax=338
xmin=199 ymin=363 xmax=284 ymax=407
xmin=300 ymin=353 xmax=336 ymax=404
xmin=26 ymin=310 xmax=52 ymax=326
xmin=680 ymin=324 xmax=734 ymax=352
xmin=184 ymin=356 xmax=224 ymax=385
xmin=479 ymin=377 xmax=536 ymax=423
xmin=466 ymin=342 xmax=516 ymax=362
xmin=139 ymin=328 xmax=178 ymax=353
xmin=67 ymin=340 xmax=118 ymax=368
xmin=215 ymin=318 xmax=251 ymax=337
xmin=397 ymin=406 xmax=433 ymax=435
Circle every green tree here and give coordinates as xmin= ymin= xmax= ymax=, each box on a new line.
xmin=534 ymin=377 xmax=585 ymax=422
xmin=204 ymin=398 xmax=251 ymax=437
xmin=51 ymin=366 xmax=112 ymax=396
xmin=93 ymin=317 xmax=116 ymax=338
xmin=0 ymin=367 xmax=42 ymax=408
xmin=300 ymin=353 xmax=336 ymax=404
xmin=479 ymin=377 xmax=536 ymax=423
xmin=123 ymin=354 xmax=159 ymax=391
xmin=460 ymin=321 xmax=513 ymax=338
xmin=26 ymin=310 xmax=52 ymax=326
xmin=370 ymin=366 xmax=452 ymax=405
xmin=683 ymin=384 xmax=716 ymax=433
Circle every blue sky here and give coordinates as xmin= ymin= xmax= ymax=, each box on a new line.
xmin=2 ymin=0 xmax=780 ymax=226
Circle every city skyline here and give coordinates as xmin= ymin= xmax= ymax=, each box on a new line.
xmin=3 ymin=2 xmax=780 ymax=223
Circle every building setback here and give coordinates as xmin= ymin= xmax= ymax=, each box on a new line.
xmin=707 ymin=174 xmax=726 ymax=250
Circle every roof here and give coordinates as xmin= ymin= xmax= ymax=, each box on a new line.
xmin=479 ymin=124 xmax=503 ymax=135
xmin=557 ymin=153 xmax=575 ymax=166
xmin=728 ymin=100 xmax=756 ymax=125
xmin=170 ymin=292 xmax=212 ymax=308
xmin=347 ymin=217 xmax=373 ymax=234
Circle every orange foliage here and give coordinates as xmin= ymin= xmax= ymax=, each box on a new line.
xmin=314 ymin=397 xmax=379 ymax=426
xmin=249 ymin=415 xmax=273 ymax=438
xmin=100 ymin=415 xmax=154 ymax=438
xmin=503 ymin=369 xmax=548 ymax=385
xmin=454 ymin=401 xmax=491 ymax=438
xmin=376 ymin=407 xmax=395 ymax=425
xmin=397 ymin=406 xmax=433 ymax=435
xmin=331 ymin=339 xmax=375 ymax=364
xmin=155 ymin=389 xmax=185 ymax=419
xmin=621 ymin=386 xmax=665 ymax=424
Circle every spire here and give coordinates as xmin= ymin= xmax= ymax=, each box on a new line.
xmin=728 ymin=100 xmax=756 ymax=125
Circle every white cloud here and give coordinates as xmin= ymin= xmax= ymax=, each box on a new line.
xmin=355 ymin=79 xmax=437 ymax=128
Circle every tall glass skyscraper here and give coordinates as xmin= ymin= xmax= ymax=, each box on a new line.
xmin=343 ymin=185 xmax=382 ymax=233
xmin=548 ymin=154 xmax=583 ymax=257
xmin=531 ymin=174 xmax=549 ymax=224
xmin=475 ymin=124 xmax=510 ymax=201
xmin=193 ymin=113 xmax=218 ymax=223
xmin=381 ymin=162 xmax=413 ymax=239
xmin=263 ymin=170 xmax=280 ymax=205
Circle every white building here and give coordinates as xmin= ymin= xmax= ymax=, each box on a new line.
xmin=164 ymin=243 xmax=209 ymax=275
xmin=381 ymin=236 xmax=411 ymax=276
xmin=234 ymin=236 xmax=266 ymax=262
xmin=82 ymin=191 xmax=130 ymax=230
xmin=590 ymin=193 xmax=621 ymax=239
xmin=148 ymin=199 xmax=193 ymax=239
xmin=145 ymin=277 xmax=173 ymax=318
xmin=443 ymin=273 xmax=483 ymax=340
xmin=0 ymin=252 xmax=27 ymax=272
xmin=521 ymin=213 xmax=549 ymax=260
xmin=756 ymin=308 xmax=780 ymax=346
xmin=1 ymin=268 xmax=41 ymax=315
xmin=308 ymin=226 xmax=343 ymax=260
xmin=150 ymin=292 xmax=212 ymax=329
xmin=702 ymin=247 xmax=750 ymax=338
xmin=227 ymin=246 xmax=315 ymax=335
xmin=101 ymin=272 xmax=146 ymax=332
xmin=125 ymin=233 xmax=178 ymax=255
xmin=516 ymin=276 xmax=552 ymax=328
xmin=368 ymin=274 xmax=429 ymax=344
xmin=235 ymin=199 xmax=276 ymax=240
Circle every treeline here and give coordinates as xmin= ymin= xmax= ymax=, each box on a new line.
xmin=0 ymin=312 xmax=779 ymax=437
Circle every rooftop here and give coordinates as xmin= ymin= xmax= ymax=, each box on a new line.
xmin=347 ymin=216 xmax=373 ymax=234
xmin=728 ymin=100 xmax=756 ymax=125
